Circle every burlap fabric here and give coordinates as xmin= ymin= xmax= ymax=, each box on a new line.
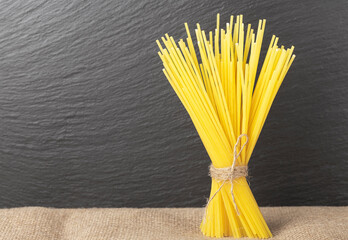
xmin=0 ymin=207 xmax=346 ymax=239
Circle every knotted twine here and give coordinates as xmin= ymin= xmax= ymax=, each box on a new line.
xmin=203 ymin=134 xmax=249 ymax=223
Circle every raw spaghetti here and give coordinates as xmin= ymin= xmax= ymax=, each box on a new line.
xmin=156 ymin=14 xmax=295 ymax=238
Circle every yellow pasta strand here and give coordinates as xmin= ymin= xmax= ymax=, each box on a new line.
xmin=157 ymin=14 xmax=295 ymax=238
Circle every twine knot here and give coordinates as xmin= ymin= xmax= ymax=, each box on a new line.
xmin=209 ymin=164 xmax=248 ymax=182
xmin=203 ymin=134 xmax=249 ymax=222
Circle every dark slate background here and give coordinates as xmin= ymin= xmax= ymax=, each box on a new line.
xmin=0 ymin=0 xmax=347 ymax=208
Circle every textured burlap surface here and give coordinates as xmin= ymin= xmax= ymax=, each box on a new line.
xmin=0 ymin=207 xmax=346 ymax=240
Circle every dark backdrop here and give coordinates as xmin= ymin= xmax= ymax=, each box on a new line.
xmin=0 ymin=0 xmax=347 ymax=208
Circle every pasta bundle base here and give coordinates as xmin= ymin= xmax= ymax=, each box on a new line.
xmin=202 ymin=178 xmax=272 ymax=238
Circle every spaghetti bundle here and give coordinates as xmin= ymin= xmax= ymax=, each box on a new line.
xmin=156 ymin=14 xmax=295 ymax=238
